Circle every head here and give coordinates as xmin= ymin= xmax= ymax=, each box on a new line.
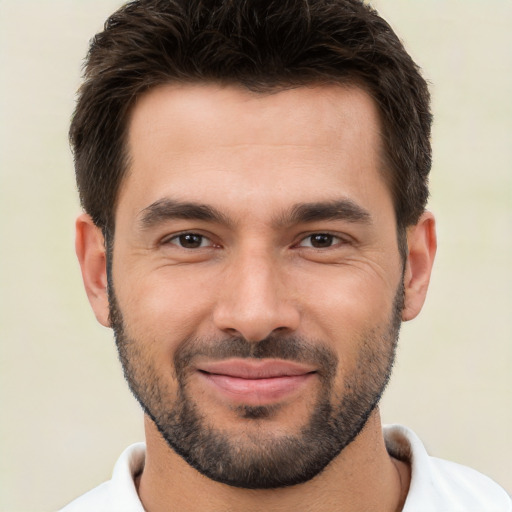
xmin=73 ymin=0 xmax=436 ymax=490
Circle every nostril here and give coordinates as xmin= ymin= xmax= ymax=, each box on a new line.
xmin=212 ymin=291 xmax=301 ymax=342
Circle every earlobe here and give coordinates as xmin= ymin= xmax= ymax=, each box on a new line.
xmin=75 ymin=213 xmax=111 ymax=327
xmin=402 ymin=211 xmax=437 ymax=321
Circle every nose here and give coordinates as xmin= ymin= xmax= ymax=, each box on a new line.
xmin=213 ymin=248 xmax=300 ymax=342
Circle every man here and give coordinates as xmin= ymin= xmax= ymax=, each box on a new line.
xmin=61 ymin=0 xmax=511 ymax=510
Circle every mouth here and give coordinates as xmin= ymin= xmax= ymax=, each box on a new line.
xmin=195 ymin=359 xmax=317 ymax=406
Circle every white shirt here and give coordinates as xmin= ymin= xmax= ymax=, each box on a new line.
xmin=59 ymin=425 xmax=511 ymax=511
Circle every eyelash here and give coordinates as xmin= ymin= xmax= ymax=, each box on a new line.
xmin=296 ymin=233 xmax=345 ymax=249
xmin=163 ymin=232 xmax=347 ymax=250
xmin=164 ymin=232 xmax=215 ymax=249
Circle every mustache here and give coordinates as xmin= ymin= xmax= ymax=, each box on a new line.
xmin=173 ymin=333 xmax=338 ymax=380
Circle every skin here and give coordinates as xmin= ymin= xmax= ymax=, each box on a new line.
xmin=76 ymin=83 xmax=436 ymax=511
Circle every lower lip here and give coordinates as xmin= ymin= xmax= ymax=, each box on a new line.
xmin=198 ymin=372 xmax=315 ymax=405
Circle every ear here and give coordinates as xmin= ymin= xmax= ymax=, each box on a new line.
xmin=402 ymin=211 xmax=437 ymax=321
xmin=75 ymin=213 xmax=111 ymax=327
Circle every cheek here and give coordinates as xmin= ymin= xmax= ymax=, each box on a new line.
xmin=295 ymin=264 xmax=401 ymax=395
xmin=296 ymin=261 xmax=400 ymax=341
xmin=114 ymin=266 xmax=216 ymax=349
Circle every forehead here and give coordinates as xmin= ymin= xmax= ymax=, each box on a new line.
xmin=127 ymin=82 xmax=382 ymax=154
xmin=119 ymin=83 xmax=390 ymax=220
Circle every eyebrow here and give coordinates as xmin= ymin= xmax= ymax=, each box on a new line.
xmin=138 ymin=197 xmax=372 ymax=231
xmin=279 ymin=199 xmax=372 ymax=227
xmin=138 ymin=198 xmax=233 ymax=229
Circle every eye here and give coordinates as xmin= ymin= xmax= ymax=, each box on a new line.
xmin=298 ymin=233 xmax=342 ymax=249
xmin=167 ymin=233 xmax=213 ymax=249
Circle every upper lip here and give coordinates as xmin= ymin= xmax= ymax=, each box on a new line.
xmin=196 ymin=359 xmax=316 ymax=379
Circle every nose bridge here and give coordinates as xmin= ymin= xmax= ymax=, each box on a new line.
xmin=213 ymin=242 xmax=299 ymax=341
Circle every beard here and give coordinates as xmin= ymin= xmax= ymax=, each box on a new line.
xmin=108 ymin=281 xmax=404 ymax=489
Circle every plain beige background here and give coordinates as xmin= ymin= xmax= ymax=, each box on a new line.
xmin=0 ymin=1 xmax=510 ymax=510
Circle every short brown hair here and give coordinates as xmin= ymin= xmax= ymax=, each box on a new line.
xmin=70 ymin=0 xmax=432 ymax=241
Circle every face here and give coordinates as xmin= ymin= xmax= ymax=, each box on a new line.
xmin=108 ymin=84 xmax=406 ymax=488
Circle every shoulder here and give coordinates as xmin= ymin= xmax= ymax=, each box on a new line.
xmin=384 ymin=424 xmax=512 ymax=512
xmin=58 ymin=443 xmax=146 ymax=512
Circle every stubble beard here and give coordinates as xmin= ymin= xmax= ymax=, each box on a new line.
xmin=108 ymin=283 xmax=404 ymax=489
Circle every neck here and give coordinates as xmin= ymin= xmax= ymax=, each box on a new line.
xmin=137 ymin=409 xmax=410 ymax=512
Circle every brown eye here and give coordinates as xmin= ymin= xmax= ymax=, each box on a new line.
xmin=300 ymin=233 xmax=336 ymax=248
xmin=310 ymin=234 xmax=334 ymax=248
xmin=169 ymin=233 xmax=210 ymax=249
xmin=297 ymin=233 xmax=343 ymax=249
xmin=180 ymin=234 xmax=203 ymax=248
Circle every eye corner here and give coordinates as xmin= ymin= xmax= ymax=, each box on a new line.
xmin=295 ymin=232 xmax=347 ymax=250
xmin=160 ymin=231 xmax=219 ymax=250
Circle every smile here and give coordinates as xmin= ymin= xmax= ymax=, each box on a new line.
xmin=195 ymin=359 xmax=317 ymax=406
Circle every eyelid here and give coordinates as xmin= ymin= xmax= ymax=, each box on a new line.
xmin=294 ymin=232 xmax=351 ymax=248
xmin=160 ymin=231 xmax=217 ymax=248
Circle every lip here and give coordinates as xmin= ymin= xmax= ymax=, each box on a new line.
xmin=195 ymin=359 xmax=316 ymax=405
